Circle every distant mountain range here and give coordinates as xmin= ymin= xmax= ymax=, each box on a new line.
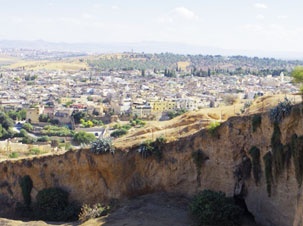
xmin=0 ymin=39 xmax=302 ymax=60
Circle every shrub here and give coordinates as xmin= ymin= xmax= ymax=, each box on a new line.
xmin=35 ymin=187 xmax=79 ymax=221
xmin=39 ymin=114 xmax=49 ymax=122
xmin=121 ymin=124 xmax=131 ymax=130
xmin=167 ymin=109 xmax=187 ymax=119
xmin=19 ymin=175 xmax=33 ymax=207
xmin=252 ymin=114 xmax=262 ymax=132
xmin=22 ymin=123 xmax=33 ymax=132
xmin=207 ymin=121 xmax=220 ymax=136
xmin=9 ymin=152 xmax=19 ymax=158
xmin=37 ymin=136 xmax=50 ymax=142
xmin=130 ymin=118 xmax=146 ymax=127
xmin=113 ymin=123 xmax=121 ymax=129
xmin=138 ymin=137 xmax=166 ymax=162
xmin=21 ymin=136 xmax=35 ymax=144
xmin=73 ymin=131 xmax=96 ymax=145
xmin=19 ymin=129 xmax=28 ymax=137
xmin=78 ymin=203 xmax=110 ymax=222
xmin=190 ymin=190 xmax=243 ymax=226
xmin=80 ymin=119 xmax=94 ymax=128
xmin=139 ymin=140 xmax=154 ymax=158
xmin=50 ymin=119 xmax=60 ymax=125
xmin=223 ymin=94 xmax=238 ymax=106
xmin=152 ymin=136 xmax=166 ymax=162
xmin=90 ymin=138 xmax=114 ymax=154
xmin=36 ymin=187 xmax=68 ymax=211
xmin=41 ymin=125 xmax=72 ymax=136
xmin=110 ymin=128 xmax=128 ymax=138
xmin=92 ymin=119 xmax=103 ymax=126
xmin=269 ymin=98 xmax=292 ymax=124
xmin=64 ymin=142 xmax=72 ymax=151
xmin=28 ymin=148 xmax=41 ymax=155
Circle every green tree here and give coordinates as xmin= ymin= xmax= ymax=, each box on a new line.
xmin=110 ymin=128 xmax=128 ymax=138
xmin=0 ymin=112 xmax=14 ymax=130
xmin=73 ymin=131 xmax=96 ymax=144
xmin=73 ymin=111 xmax=87 ymax=124
xmin=190 ymin=190 xmax=243 ymax=226
xmin=22 ymin=122 xmax=34 ymax=132
xmin=19 ymin=109 xmax=27 ymax=120
xmin=0 ymin=125 xmax=7 ymax=139
xmin=291 ymin=66 xmax=303 ymax=101
xmin=35 ymin=187 xmax=79 ymax=221
xmin=39 ymin=114 xmax=50 ymax=122
xmin=7 ymin=110 xmax=19 ymax=120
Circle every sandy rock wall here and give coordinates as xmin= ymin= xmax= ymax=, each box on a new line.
xmin=1 ymin=105 xmax=303 ymax=226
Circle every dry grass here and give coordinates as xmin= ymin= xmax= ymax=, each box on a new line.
xmin=245 ymin=94 xmax=300 ymax=114
xmin=0 ymin=55 xmax=20 ymax=65
xmin=114 ymin=103 xmax=245 ymax=148
xmin=177 ymin=61 xmax=190 ymax=71
xmin=114 ymin=94 xmax=300 ymax=148
xmin=4 ymin=59 xmax=88 ymax=71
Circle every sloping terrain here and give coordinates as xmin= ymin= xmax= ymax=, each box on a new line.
xmin=114 ymin=94 xmax=300 ymax=148
xmin=114 ymin=103 xmax=245 ymax=148
xmin=0 ymin=94 xmax=302 ymax=226
xmin=0 ymin=193 xmax=261 ymax=226
xmin=3 ymin=58 xmax=88 ymax=71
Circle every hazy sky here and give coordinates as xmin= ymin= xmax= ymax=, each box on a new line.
xmin=0 ymin=0 xmax=303 ymax=52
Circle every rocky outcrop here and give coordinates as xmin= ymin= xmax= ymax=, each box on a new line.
xmin=1 ymin=104 xmax=303 ymax=226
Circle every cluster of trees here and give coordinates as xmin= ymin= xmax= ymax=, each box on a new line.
xmin=110 ymin=118 xmax=146 ymax=138
xmin=167 ymin=109 xmax=187 ymax=119
xmin=164 ymin=69 xmax=176 ymax=77
xmin=41 ymin=125 xmax=72 ymax=136
xmin=191 ymin=67 xmax=211 ymax=77
xmin=88 ymin=53 xmax=187 ymax=71
xmin=73 ymin=131 xmax=96 ymax=145
xmin=6 ymin=109 xmax=26 ymax=121
xmin=88 ymin=52 xmax=303 ymax=77
xmin=24 ymin=74 xmax=38 ymax=81
xmin=72 ymin=111 xmax=103 ymax=128
xmin=0 ymin=109 xmax=27 ymax=140
xmin=0 ymin=112 xmax=14 ymax=139
xmin=291 ymin=66 xmax=303 ymax=100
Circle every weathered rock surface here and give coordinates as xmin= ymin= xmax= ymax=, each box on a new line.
xmin=1 ymin=105 xmax=303 ymax=226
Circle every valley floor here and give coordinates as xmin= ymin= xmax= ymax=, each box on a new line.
xmin=0 ymin=193 xmax=263 ymax=226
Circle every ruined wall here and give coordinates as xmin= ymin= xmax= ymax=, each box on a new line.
xmin=1 ymin=105 xmax=303 ymax=226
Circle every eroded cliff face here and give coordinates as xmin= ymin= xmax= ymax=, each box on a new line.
xmin=1 ymin=105 xmax=303 ymax=226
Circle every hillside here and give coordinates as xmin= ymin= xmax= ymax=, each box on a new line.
xmin=114 ymin=94 xmax=301 ymax=148
xmin=4 ymin=58 xmax=88 ymax=71
xmin=0 ymin=96 xmax=303 ymax=226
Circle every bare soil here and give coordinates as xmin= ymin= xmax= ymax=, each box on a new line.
xmin=0 ymin=193 xmax=262 ymax=226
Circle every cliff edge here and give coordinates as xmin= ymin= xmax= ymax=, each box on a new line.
xmin=1 ymin=103 xmax=303 ymax=226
